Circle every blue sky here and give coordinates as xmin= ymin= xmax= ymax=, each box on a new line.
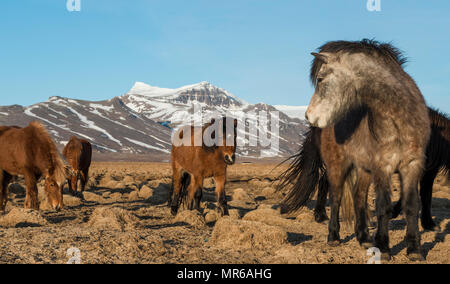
xmin=0 ymin=0 xmax=449 ymax=112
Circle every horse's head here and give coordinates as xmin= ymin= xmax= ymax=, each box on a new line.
xmin=306 ymin=51 xmax=359 ymax=128
xmin=220 ymin=118 xmax=238 ymax=165
xmin=202 ymin=117 xmax=238 ymax=165
xmin=44 ymin=174 xmax=64 ymax=212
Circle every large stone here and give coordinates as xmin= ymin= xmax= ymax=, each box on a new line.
xmin=210 ymin=217 xmax=287 ymax=249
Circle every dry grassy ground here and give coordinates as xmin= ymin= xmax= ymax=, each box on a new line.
xmin=0 ymin=162 xmax=448 ymax=264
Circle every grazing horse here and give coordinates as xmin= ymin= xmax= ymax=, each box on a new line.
xmin=283 ymin=39 xmax=430 ymax=260
xmin=63 ymin=136 xmax=92 ymax=196
xmin=170 ymin=117 xmax=238 ymax=216
xmin=0 ymin=122 xmax=66 ymax=211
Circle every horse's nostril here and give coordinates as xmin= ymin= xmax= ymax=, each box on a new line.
xmin=305 ymin=113 xmax=309 ymax=121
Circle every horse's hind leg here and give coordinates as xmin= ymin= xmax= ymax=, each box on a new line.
xmin=0 ymin=171 xmax=12 ymax=212
xmin=419 ymin=168 xmax=438 ymax=231
xmin=186 ymin=177 xmax=202 ymax=211
xmin=353 ymin=168 xmax=372 ymax=248
xmin=326 ymin=164 xmax=350 ymax=246
xmin=314 ymin=173 xmax=329 ymax=223
xmin=193 ymin=177 xmax=204 ymax=211
xmin=373 ymin=171 xmax=393 ymax=260
xmin=399 ymin=162 xmax=425 ymax=261
xmin=214 ymin=175 xmax=229 ymax=216
xmin=80 ymin=168 xmax=89 ymax=193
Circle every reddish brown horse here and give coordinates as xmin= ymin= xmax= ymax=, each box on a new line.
xmin=0 ymin=122 xmax=66 ymax=211
xmin=170 ymin=117 xmax=238 ymax=216
xmin=63 ymin=136 xmax=92 ymax=196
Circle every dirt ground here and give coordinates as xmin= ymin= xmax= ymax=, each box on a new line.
xmin=0 ymin=162 xmax=448 ymax=264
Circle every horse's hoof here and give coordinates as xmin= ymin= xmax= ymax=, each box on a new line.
xmin=314 ymin=212 xmax=329 ymax=223
xmin=407 ymin=252 xmax=424 ymax=262
xmin=170 ymin=207 xmax=178 ymax=216
xmin=327 ymin=240 xmax=341 ymax=247
xmin=422 ymin=220 xmax=439 ymax=232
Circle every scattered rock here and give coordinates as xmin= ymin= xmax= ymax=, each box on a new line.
xmin=87 ymin=207 xmax=138 ymax=231
xmin=232 ymin=188 xmax=251 ymax=201
xmin=139 ymin=186 xmax=154 ymax=199
xmin=261 ymin=187 xmax=277 ymax=197
xmin=204 ymin=210 xmax=219 ymax=224
xmin=173 ymin=210 xmax=206 ymax=229
xmin=228 ymin=209 xmax=242 ymax=220
xmin=123 ymin=176 xmax=135 ymax=184
xmin=82 ymin=192 xmax=104 ymax=203
xmin=109 ymin=192 xmax=123 ymax=202
xmin=211 ymin=217 xmax=287 ymax=249
xmin=63 ymin=195 xmax=83 ymax=207
xmin=0 ymin=208 xmax=48 ymax=228
xmin=243 ymin=208 xmax=292 ymax=227
xmin=128 ymin=190 xmax=140 ymax=201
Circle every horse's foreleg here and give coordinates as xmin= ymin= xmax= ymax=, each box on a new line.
xmin=373 ymin=171 xmax=393 ymax=260
xmin=24 ymin=171 xmax=39 ymax=210
xmin=170 ymin=169 xmax=183 ymax=216
xmin=326 ymin=166 xmax=348 ymax=246
xmin=214 ymin=175 xmax=229 ymax=216
xmin=314 ymin=174 xmax=329 ymax=223
xmin=193 ymin=177 xmax=204 ymax=211
xmin=400 ymin=162 xmax=424 ymax=261
xmin=419 ymin=168 xmax=438 ymax=231
xmin=353 ymin=168 xmax=372 ymax=248
xmin=186 ymin=178 xmax=199 ymax=211
xmin=0 ymin=171 xmax=12 ymax=212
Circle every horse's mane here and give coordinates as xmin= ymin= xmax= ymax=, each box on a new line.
xmin=29 ymin=122 xmax=66 ymax=185
xmin=310 ymin=39 xmax=408 ymax=86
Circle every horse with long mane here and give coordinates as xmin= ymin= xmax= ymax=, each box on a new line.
xmin=0 ymin=122 xmax=66 ymax=211
xmin=169 ymin=117 xmax=238 ymax=216
xmin=279 ymin=107 xmax=449 ymax=233
xmin=282 ymin=39 xmax=430 ymax=260
xmin=63 ymin=136 xmax=92 ymax=196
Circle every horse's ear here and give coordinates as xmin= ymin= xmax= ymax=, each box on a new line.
xmin=311 ymin=52 xmax=329 ymax=64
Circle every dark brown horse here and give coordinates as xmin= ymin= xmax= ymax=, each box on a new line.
xmin=169 ymin=117 xmax=238 ymax=216
xmin=0 ymin=122 xmax=66 ymax=211
xmin=282 ymin=40 xmax=430 ymax=260
xmin=63 ymin=136 xmax=92 ymax=196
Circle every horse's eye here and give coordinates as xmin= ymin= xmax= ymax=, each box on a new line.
xmin=317 ymin=77 xmax=324 ymax=83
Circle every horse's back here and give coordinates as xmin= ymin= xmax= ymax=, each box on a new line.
xmin=80 ymin=139 xmax=92 ymax=169
xmin=64 ymin=137 xmax=92 ymax=170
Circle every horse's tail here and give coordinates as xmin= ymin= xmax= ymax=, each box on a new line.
xmin=277 ymin=127 xmax=325 ymax=214
xmin=179 ymin=172 xmax=191 ymax=208
xmin=340 ymin=168 xmax=357 ymax=225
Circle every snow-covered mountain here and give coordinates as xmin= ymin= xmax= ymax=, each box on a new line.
xmin=274 ymin=105 xmax=308 ymax=121
xmin=0 ymin=82 xmax=308 ymax=160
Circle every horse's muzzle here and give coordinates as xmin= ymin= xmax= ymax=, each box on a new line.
xmin=224 ymin=154 xmax=235 ymax=165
